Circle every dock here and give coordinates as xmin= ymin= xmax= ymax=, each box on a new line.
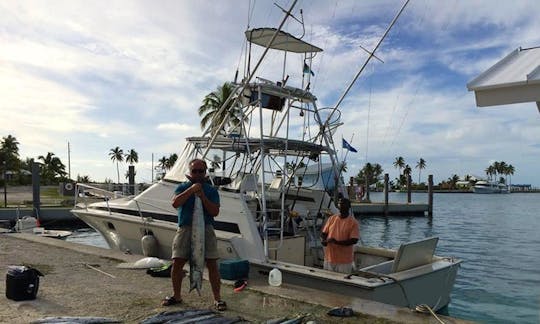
xmin=352 ymin=202 xmax=430 ymax=217
xmin=0 ymin=233 xmax=471 ymax=323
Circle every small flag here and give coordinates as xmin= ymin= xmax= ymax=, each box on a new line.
xmin=342 ymin=138 xmax=357 ymax=153
xmin=303 ymin=63 xmax=315 ymax=76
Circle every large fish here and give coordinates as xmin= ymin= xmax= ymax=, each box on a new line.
xmin=189 ymin=195 xmax=205 ymax=295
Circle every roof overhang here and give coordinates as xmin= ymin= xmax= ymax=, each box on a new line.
xmin=467 ymin=47 xmax=540 ymax=109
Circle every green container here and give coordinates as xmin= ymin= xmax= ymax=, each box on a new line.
xmin=219 ymin=259 xmax=249 ymax=280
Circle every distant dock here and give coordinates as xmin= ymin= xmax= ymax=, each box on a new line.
xmin=352 ymin=201 xmax=429 ymax=217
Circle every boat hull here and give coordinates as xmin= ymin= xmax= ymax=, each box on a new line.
xmin=250 ymin=258 xmax=460 ymax=311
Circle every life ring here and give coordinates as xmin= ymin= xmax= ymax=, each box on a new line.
xmin=64 ymin=183 xmax=74 ymax=191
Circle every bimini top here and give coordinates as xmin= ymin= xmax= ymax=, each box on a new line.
xmin=467 ymin=46 xmax=540 ymax=108
xmin=245 ymin=28 xmax=323 ymax=53
xmin=186 ymin=136 xmax=331 ymax=156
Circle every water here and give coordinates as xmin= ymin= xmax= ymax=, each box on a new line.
xmin=360 ymin=192 xmax=540 ymax=324
xmin=68 ymin=192 xmax=540 ymax=323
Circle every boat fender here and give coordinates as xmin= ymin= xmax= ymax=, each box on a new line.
xmin=141 ymin=234 xmax=159 ymax=257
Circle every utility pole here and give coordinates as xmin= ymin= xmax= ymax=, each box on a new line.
xmin=3 ymin=160 xmax=6 ymax=208
xmin=67 ymin=141 xmax=71 ymax=180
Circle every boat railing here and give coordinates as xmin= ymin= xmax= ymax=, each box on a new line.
xmin=74 ymin=183 xmax=119 ymax=213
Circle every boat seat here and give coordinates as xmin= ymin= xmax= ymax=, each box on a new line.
xmin=391 ymin=236 xmax=438 ymax=273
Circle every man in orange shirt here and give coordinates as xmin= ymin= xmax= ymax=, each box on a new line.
xmin=321 ymin=198 xmax=359 ymax=274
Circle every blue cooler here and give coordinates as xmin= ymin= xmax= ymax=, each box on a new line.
xmin=219 ymin=259 xmax=249 ymax=280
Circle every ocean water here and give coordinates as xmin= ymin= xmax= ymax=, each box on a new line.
xmin=360 ymin=192 xmax=540 ymax=324
xmin=68 ymin=192 xmax=540 ymax=324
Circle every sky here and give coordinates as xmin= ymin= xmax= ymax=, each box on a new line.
xmin=1 ymin=0 xmax=539 ymax=186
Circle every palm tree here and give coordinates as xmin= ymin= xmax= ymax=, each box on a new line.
xmin=506 ymin=164 xmax=515 ymax=187
xmin=393 ymin=156 xmax=405 ymax=178
xmin=1 ymin=135 xmax=21 ymax=172
xmin=109 ymin=146 xmax=124 ymax=183
xmin=415 ymin=158 xmax=426 ymax=184
xmin=125 ymin=149 xmax=138 ymax=165
xmin=485 ymin=165 xmax=495 ymax=181
xmin=198 ymin=82 xmax=245 ymax=136
xmin=38 ymin=152 xmax=67 ymax=184
xmin=355 ymin=162 xmax=384 ymax=201
xmin=167 ymin=153 xmax=178 ymax=169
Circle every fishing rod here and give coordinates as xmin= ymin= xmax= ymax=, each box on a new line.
xmin=324 ymin=0 xmax=410 ymax=127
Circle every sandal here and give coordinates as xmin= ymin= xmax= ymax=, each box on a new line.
xmin=214 ymin=300 xmax=227 ymax=311
xmin=161 ymin=296 xmax=182 ymax=306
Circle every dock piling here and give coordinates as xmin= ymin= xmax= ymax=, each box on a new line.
xmin=428 ymin=175 xmax=433 ymax=217
xmin=384 ymin=173 xmax=389 ymax=217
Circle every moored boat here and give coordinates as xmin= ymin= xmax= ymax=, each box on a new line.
xmin=71 ymin=1 xmax=460 ymax=312
xmin=473 ymin=180 xmax=509 ymax=194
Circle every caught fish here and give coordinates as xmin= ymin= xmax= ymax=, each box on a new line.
xmin=140 ymin=309 xmax=213 ymax=324
xmin=327 ymin=307 xmax=354 ymax=317
xmin=189 ymin=195 xmax=205 ymax=295
xmin=31 ymin=317 xmax=121 ymax=323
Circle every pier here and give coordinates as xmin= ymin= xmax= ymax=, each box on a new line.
xmin=350 ymin=174 xmax=434 ymax=218
xmin=0 ymin=233 xmax=471 ymax=323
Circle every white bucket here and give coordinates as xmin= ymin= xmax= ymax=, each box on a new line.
xmin=268 ymin=268 xmax=282 ymax=287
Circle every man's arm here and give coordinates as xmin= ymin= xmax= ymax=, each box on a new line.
xmin=198 ymin=190 xmax=219 ymax=217
xmin=172 ymin=184 xmax=197 ymax=208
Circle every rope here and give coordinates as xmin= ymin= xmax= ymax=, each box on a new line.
xmin=415 ymin=304 xmax=446 ymax=324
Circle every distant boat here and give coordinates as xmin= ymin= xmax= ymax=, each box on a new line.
xmin=473 ymin=181 xmax=509 ymax=194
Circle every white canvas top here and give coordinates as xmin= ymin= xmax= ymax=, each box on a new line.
xmin=246 ymin=28 xmax=323 ymax=53
xmin=467 ymin=47 xmax=540 ymax=107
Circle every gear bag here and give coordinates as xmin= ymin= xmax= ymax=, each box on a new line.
xmin=6 ymin=266 xmax=44 ymax=301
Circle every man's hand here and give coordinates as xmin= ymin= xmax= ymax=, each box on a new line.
xmin=190 ymin=183 xmax=203 ymax=197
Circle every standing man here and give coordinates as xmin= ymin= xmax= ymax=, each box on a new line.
xmin=162 ymin=158 xmax=227 ymax=311
xmin=320 ymin=198 xmax=359 ymax=274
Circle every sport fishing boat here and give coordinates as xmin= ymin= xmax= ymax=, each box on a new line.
xmin=72 ymin=1 xmax=460 ymax=312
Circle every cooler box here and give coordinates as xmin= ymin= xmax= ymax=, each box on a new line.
xmin=5 ymin=266 xmax=43 ymax=301
xmin=219 ymin=259 xmax=249 ymax=280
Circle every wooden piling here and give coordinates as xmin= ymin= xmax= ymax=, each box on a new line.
xmin=406 ymin=175 xmax=412 ymax=203
xmin=384 ymin=173 xmax=389 ymax=217
xmin=428 ymin=174 xmax=433 ymax=217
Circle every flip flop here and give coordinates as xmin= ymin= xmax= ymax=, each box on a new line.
xmin=161 ymin=296 xmax=182 ymax=306
xmin=214 ymin=300 xmax=227 ymax=311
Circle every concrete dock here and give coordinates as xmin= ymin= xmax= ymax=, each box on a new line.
xmin=0 ymin=233 xmax=472 ymax=323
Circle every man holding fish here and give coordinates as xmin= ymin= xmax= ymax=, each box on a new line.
xmin=162 ymin=158 xmax=227 ymax=311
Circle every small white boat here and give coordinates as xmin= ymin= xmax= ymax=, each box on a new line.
xmin=473 ymin=180 xmax=509 ymax=194
xmin=14 ymin=216 xmax=72 ymax=240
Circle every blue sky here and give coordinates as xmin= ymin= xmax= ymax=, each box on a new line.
xmin=1 ymin=0 xmax=539 ymax=186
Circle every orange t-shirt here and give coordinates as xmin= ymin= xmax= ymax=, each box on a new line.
xmin=322 ymin=214 xmax=359 ymax=264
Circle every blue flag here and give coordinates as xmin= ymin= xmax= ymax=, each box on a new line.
xmin=303 ymin=63 xmax=315 ymax=76
xmin=342 ymin=138 xmax=357 ymax=153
